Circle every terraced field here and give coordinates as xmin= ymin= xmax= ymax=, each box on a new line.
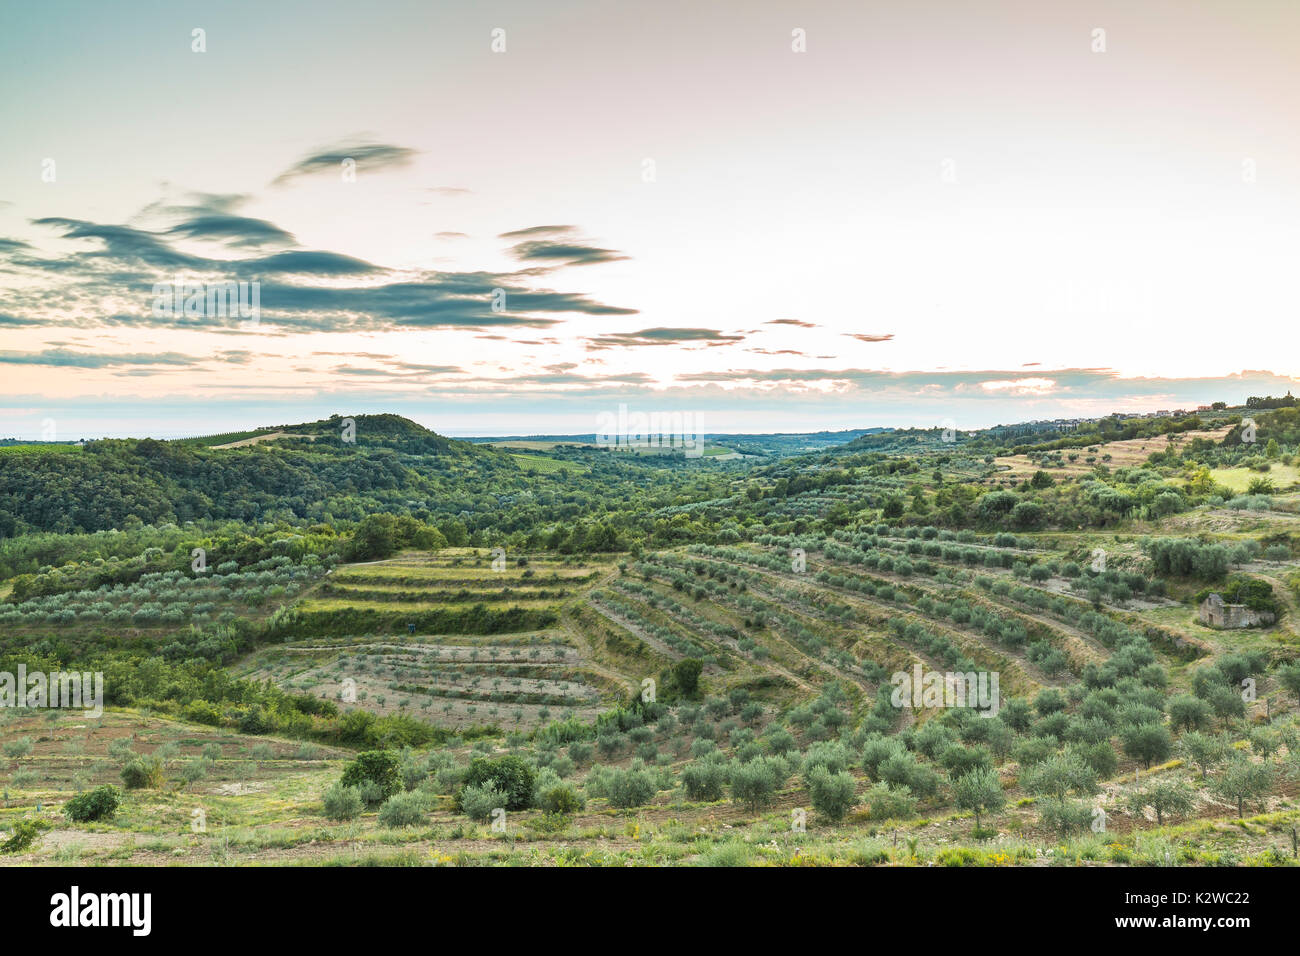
xmin=237 ymin=551 xmax=621 ymax=729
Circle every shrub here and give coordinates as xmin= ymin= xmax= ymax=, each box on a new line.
xmin=459 ymin=754 xmax=536 ymax=811
xmin=460 ymin=782 xmax=507 ymax=823
xmin=730 ymin=756 xmax=785 ymax=811
xmin=341 ymin=750 xmax=402 ymax=803
xmin=604 ymin=765 xmax=659 ymax=809
xmin=864 ymin=782 xmax=917 ymax=821
xmin=0 ymin=818 xmax=48 ymax=854
xmin=1037 ymin=797 xmax=1093 ymax=837
xmin=536 ymin=781 xmax=584 ymax=815
xmin=180 ymin=758 xmax=211 ymax=784
xmin=120 ymin=756 xmax=164 ymax=790
xmin=64 ymin=785 xmax=120 ymax=822
xmin=808 ymin=767 xmax=857 ymax=822
xmin=322 ymin=782 xmax=364 ymax=821
xmin=378 ymin=791 xmax=429 ymax=828
xmin=681 ymin=759 xmax=727 ymax=801
xmin=2 ymin=737 xmax=32 ymax=758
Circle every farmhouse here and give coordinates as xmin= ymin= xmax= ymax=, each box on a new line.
xmin=1197 ymin=593 xmax=1274 ymax=629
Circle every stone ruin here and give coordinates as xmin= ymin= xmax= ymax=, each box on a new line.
xmin=1197 ymin=592 xmax=1275 ymax=629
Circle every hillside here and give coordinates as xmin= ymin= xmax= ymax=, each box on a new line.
xmin=1 ymin=405 xmax=1298 ymax=868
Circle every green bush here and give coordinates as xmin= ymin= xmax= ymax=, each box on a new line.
xmin=378 ymin=791 xmax=429 ymax=828
xmin=808 ymin=767 xmax=857 ymax=822
xmin=341 ymin=750 xmax=402 ymax=803
xmin=730 ymin=756 xmax=784 ymax=811
xmin=681 ymin=759 xmax=727 ymax=801
xmin=536 ymin=781 xmax=584 ymax=815
xmin=864 ymin=782 xmax=917 ymax=821
xmin=120 ymin=755 xmax=164 ymax=790
xmin=459 ymin=754 xmax=536 ymax=811
xmin=322 ymin=782 xmax=364 ymax=821
xmin=604 ymin=765 xmax=658 ymax=809
xmin=64 ymin=785 xmax=121 ymax=822
xmin=1 ymin=818 xmax=49 ymax=853
xmin=460 ymin=782 xmax=507 ymax=822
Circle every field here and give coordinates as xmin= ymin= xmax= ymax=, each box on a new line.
xmin=992 ymin=427 xmax=1235 ymax=480
xmin=3 ymin=410 xmax=1300 ymax=867
xmin=1210 ymin=465 xmax=1300 ymax=494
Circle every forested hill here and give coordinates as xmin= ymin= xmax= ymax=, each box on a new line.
xmin=0 ymin=414 xmax=478 ymax=535
xmin=0 ymin=413 xmax=731 ymax=540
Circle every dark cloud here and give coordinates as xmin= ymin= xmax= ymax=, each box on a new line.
xmin=765 ymin=318 xmax=817 ymax=328
xmin=500 ymin=224 xmax=628 ymax=269
xmin=0 ymin=348 xmax=200 ymax=369
xmin=499 ymin=225 xmax=577 ymax=240
xmin=17 ymin=211 xmax=636 ymax=332
xmin=587 ymin=327 xmax=745 ymax=350
xmin=273 ymin=142 xmax=418 ymax=185
xmin=241 ymin=250 xmax=381 ymax=276
xmin=32 ymin=218 xmax=205 ymax=268
xmin=844 ymin=333 xmax=895 ymax=343
xmin=167 ymin=214 xmax=296 ymax=248
xmin=507 ymin=239 xmax=628 ymax=268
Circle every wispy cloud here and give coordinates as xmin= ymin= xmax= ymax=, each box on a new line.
xmin=272 ymin=141 xmax=418 ymax=186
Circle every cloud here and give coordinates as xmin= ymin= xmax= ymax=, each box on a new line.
xmin=843 ymin=333 xmax=895 ymax=343
xmin=241 ymin=250 xmax=381 ymax=276
xmin=765 ymin=318 xmax=817 ymax=328
xmin=32 ymin=218 xmax=205 ymax=268
xmin=16 ymin=210 xmax=637 ymax=332
xmin=501 ymin=225 xmax=628 ymax=268
xmin=0 ymin=348 xmax=200 ymax=369
xmin=167 ymin=214 xmax=295 ymax=248
xmin=586 ymin=327 xmax=745 ymax=350
xmin=499 ymin=225 xmax=577 ymax=239
xmin=152 ymin=193 xmax=296 ymax=248
xmin=272 ymin=141 xmax=417 ymax=185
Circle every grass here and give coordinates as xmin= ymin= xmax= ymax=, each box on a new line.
xmin=1210 ymin=465 xmax=1300 ymax=493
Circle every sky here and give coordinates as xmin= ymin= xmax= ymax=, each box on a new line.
xmin=1 ymin=0 xmax=1297 ymax=439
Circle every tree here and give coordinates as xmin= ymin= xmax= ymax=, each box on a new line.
xmin=1167 ymin=694 xmax=1213 ymax=733
xmin=671 ymin=658 xmax=703 ymax=698
xmin=1211 ymin=757 xmax=1274 ymax=817
xmin=1022 ymin=751 xmax=1098 ymax=801
xmin=1122 ymin=723 xmax=1173 ymax=769
xmin=1179 ymin=732 xmax=1230 ymax=779
xmin=730 ymin=757 xmax=783 ymax=811
xmin=348 ymin=514 xmax=400 ymax=561
xmin=807 ymin=767 xmax=857 ymax=823
xmin=1128 ymin=780 xmax=1195 ymax=825
xmin=953 ymin=767 xmax=1004 ymax=834
xmin=341 ymin=750 xmax=402 ymax=802
xmin=1276 ymin=662 xmax=1300 ymax=707
xmin=460 ymin=754 xmax=537 ymax=810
